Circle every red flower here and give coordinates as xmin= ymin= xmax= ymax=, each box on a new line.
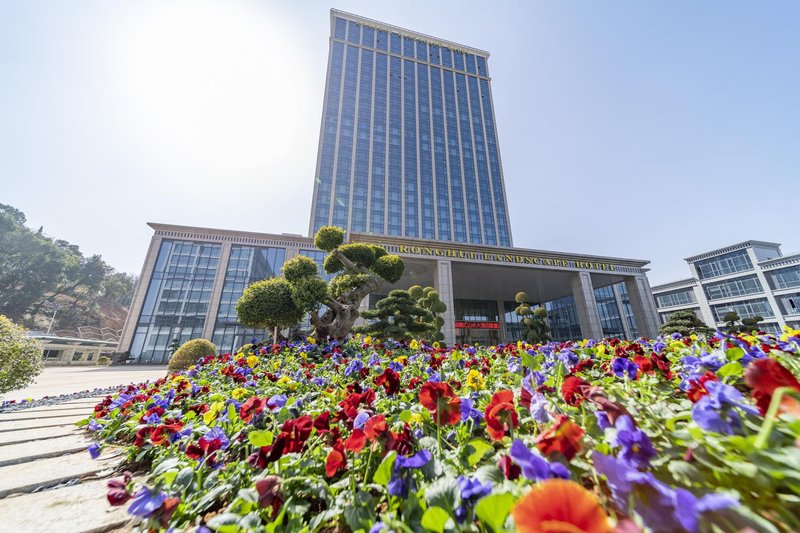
xmin=745 ymin=358 xmax=800 ymax=416
xmin=185 ymin=443 xmax=203 ymax=460
xmin=536 ymin=414 xmax=584 ymax=461
xmin=255 ymin=476 xmax=284 ymax=515
xmin=561 ymin=376 xmax=589 ymax=407
xmin=574 ymin=359 xmax=595 ymax=373
xmin=686 ymin=371 xmax=718 ymax=403
xmin=325 ymin=441 xmax=347 ymax=477
xmin=364 ymin=414 xmax=388 ymax=440
xmin=345 ymin=429 xmax=367 ymax=452
xmin=134 ymin=426 xmax=150 ymax=447
xmin=240 ymin=397 xmax=265 ymax=423
xmin=484 ymin=389 xmax=519 ymax=441
xmin=419 ymin=382 xmax=461 ymax=426
xmin=314 ymin=411 xmax=331 ymax=434
xmin=281 ymin=415 xmax=313 ymax=453
xmin=106 ymin=472 xmax=132 ymax=506
xmin=149 ymin=422 xmax=183 ymax=446
xmin=374 ymin=368 xmax=401 ymax=396
xmin=498 ymin=454 xmax=521 ymax=480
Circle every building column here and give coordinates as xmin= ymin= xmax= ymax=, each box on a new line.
xmin=571 ymin=272 xmax=604 ymax=340
xmin=624 ymin=275 xmax=661 ymax=339
xmin=117 ymin=236 xmax=164 ymax=353
xmin=612 ymin=283 xmax=634 ymax=340
xmin=435 ymin=260 xmax=456 ymax=346
xmin=202 ymin=242 xmax=233 ymax=342
xmin=496 ymin=300 xmax=507 ymax=342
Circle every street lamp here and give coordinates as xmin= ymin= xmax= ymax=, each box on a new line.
xmin=46 ymin=302 xmax=60 ymax=335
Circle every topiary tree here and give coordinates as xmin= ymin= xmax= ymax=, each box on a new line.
xmin=723 ymin=312 xmax=740 ymax=333
xmin=355 ymin=289 xmax=431 ymax=340
xmin=167 ymin=338 xmax=217 ymax=372
xmin=0 ymin=315 xmax=44 ymax=394
xmin=514 ymin=292 xmax=550 ymax=344
xmin=659 ymin=310 xmax=714 ymax=337
xmin=236 ymin=226 xmax=405 ymax=341
xmin=408 ymin=285 xmax=447 ymax=342
xmin=740 ymin=315 xmax=764 ymax=333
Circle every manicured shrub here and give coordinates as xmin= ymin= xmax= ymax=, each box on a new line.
xmin=167 ymin=338 xmax=217 ymax=371
xmin=282 ymin=256 xmax=318 ymax=283
xmin=0 ymin=314 xmax=43 ymax=394
xmin=370 ymin=254 xmax=404 ymax=283
xmin=236 ymin=278 xmax=303 ymax=331
xmin=314 ymin=226 xmax=344 ymax=252
xmin=97 ymin=355 xmax=110 ymax=366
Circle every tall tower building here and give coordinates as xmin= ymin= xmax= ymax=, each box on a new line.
xmin=309 ymin=10 xmax=513 ymax=247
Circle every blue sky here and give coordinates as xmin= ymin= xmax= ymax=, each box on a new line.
xmin=1 ymin=0 xmax=798 ymax=285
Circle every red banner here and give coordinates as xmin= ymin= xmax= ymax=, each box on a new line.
xmin=455 ymin=321 xmax=500 ymax=330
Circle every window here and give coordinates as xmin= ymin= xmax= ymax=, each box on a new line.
xmin=694 ymin=250 xmax=753 ymax=279
xmin=712 ymin=299 xmax=775 ymax=321
xmin=43 ymin=349 xmax=61 ymax=360
xmin=771 ymin=266 xmax=800 ymax=290
xmin=703 ymin=275 xmax=762 ymax=300
xmin=594 ymin=286 xmax=625 ymax=338
xmin=72 ymin=352 xmax=84 ymax=361
xmin=655 ymin=289 xmax=695 ymax=308
xmin=545 ymin=295 xmax=581 ymax=342
xmin=777 ymin=293 xmax=800 ymax=316
xmin=454 ymin=299 xmax=498 ymax=322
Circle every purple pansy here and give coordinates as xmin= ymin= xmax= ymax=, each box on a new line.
xmin=613 ymin=415 xmax=656 ymax=469
xmin=509 ymin=439 xmax=569 ymax=481
xmin=127 ymin=486 xmax=166 ymax=518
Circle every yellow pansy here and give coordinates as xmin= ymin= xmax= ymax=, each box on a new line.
xmin=306 ymin=336 xmax=316 ymax=345
xmin=203 ymin=401 xmax=225 ymax=425
xmin=272 ymin=360 xmax=282 ymax=371
xmin=393 ymin=356 xmax=408 ymax=365
xmin=278 ymin=375 xmax=290 ymax=384
xmin=780 ymin=326 xmax=800 ymax=342
xmin=410 ymin=339 xmax=419 ymax=350
xmin=596 ymin=344 xmax=606 ymax=355
xmin=231 ymin=387 xmax=250 ymax=401
xmin=466 ymin=369 xmax=485 ymax=391
xmin=409 ymin=412 xmax=424 ymax=424
xmin=246 ymin=355 xmax=259 ymax=368
xmin=363 ymin=336 xmax=372 ymax=345
xmin=172 ymin=374 xmax=189 ymax=384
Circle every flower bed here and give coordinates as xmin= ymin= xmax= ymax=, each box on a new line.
xmin=81 ymin=330 xmax=800 ymax=532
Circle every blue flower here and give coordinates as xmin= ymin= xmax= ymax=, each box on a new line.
xmin=267 ymin=394 xmax=288 ymax=410
xmin=128 ymin=486 xmax=166 ymax=518
xmin=344 ymin=359 xmax=364 ymax=376
xmin=653 ymin=340 xmax=665 ymax=354
xmin=691 ymin=381 xmax=758 ymax=435
xmin=612 ymin=357 xmax=639 ymax=379
xmin=454 ymin=475 xmax=492 ymax=523
xmin=509 ymin=439 xmax=569 ymax=481
xmin=87 ymin=442 xmax=101 ymax=459
xmin=311 ymin=377 xmax=327 ymax=387
xmin=427 ymin=373 xmax=442 ymax=383
xmin=144 ymin=412 xmax=162 ymax=425
xmin=202 ymin=426 xmax=230 ymax=450
xmin=595 ymin=410 xmax=612 ymax=430
xmin=353 ymin=410 xmax=370 ymax=429
xmin=528 ymin=392 xmax=551 ymax=424
xmin=613 ymin=415 xmax=656 ymax=469
xmin=88 ymin=419 xmax=103 ymax=432
xmin=388 ymin=450 xmax=432 ymax=498
xmin=460 ymin=397 xmax=483 ymax=422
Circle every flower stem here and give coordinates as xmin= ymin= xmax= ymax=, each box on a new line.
xmin=755 ymin=386 xmax=800 ymax=449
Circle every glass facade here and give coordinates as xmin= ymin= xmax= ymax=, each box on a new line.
xmin=503 ymin=301 xmax=523 ymax=342
xmin=703 ymin=274 xmax=763 ymax=301
xmin=594 ymin=285 xmax=626 ymax=338
xmin=545 ymin=295 xmax=581 ymax=342
xmin=617 ymin=283 xmax=639 ymax=338
xmin=655 ymin=288 xmax=695 ymax=308
xmin=131 ymin=240 xmax=220 ymax=364
xmin=454 ymin=299 xmax=498 ymax=322
xmin=694 ymin=250 xmax=753 ymax=280
xmin=771 ymin=265 xmax=800 ymax=290
xmin=211 ymin=246 xmax=286 ymax=356
xmin=312 ymin=14 xmax=512 ymax=246
xmin=777 ymin=292 xmax=800 ymax=316
xmin=712 ymin=298 xmax=775 ymax=322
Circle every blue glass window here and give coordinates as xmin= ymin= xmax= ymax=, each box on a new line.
xmin=441 ymin=47 xmax=453 ymax=68
xmin=455 ymin=73 xmax=482 ymax=243
xmin=347 ymin=20 xmax=360 ymax=43
xmin=417 ymin=63 xmax=434 ymax=239
xmin=465 ymin=54 xmax=477 ymax=74
xmin=387 ymin=56 xmax=403 ymax=235
xmin=351 ymin=49 xmax=373 ymax=233
xmin=376 ymin=30 xmax=388 ymax=51
xmin=429 ymin=44 xmax=440 ymax=65
xmin=131 ymin=241 xmax=220 ymax=364
xmin=390 ymin=33 xmax=401 ymax=54
xmin=370 ymin=53 xmax=388 ymax=234
xmin=453 ymin=51 xmax=465 ymax=71
xmin=479 ymin=78 xmax=510 ymax=246
xmin=468 ymin=75 xmax=495 ymax=245
xmin=430 ymin=67 xmax=451 ymax=240
xmin=361 ymin=26 xmax=374 ymax=47
xmin=313 ymin=41 xmax=345 ymax=233
xmin=545 ymin=295 xmax=581 ymax=342
xmin=331 ymin=45 xmax=359 ymax=229
xmin=695 ymin=250 xmax=753 ymax=279
xmin=416 ymin=40 xmax=427 ymax=60
xmin=476 ymin=56 xmax=487 ymax=77
xmin=594 ymin=285 xmax=626 ymax=338
xmin=403 ymin=36 xmax=414 ymax=58
xmin=442 ymin=70 xmax=466 ymax=242
xmin=334 ymin=17 xmax=346 ymax=40
xmin=772 ymin=266 xmax=800 ymax=290
xmin=403 ymin=59 xmax=418 ymax=237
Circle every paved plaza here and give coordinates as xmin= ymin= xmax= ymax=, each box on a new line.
xmin=1 ymin=366 xmax=167 ymax=402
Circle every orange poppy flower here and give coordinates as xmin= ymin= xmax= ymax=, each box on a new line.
xmin=512 ymin=478 xmax=612 ymax=533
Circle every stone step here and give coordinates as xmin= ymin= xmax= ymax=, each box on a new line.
xmin=0 ymin=409 xmax=92 ymax=422
xmin=0 ymin=448 xmax=121 ymax=498
xmin=0 ymin=414 xmax=87 ymax=432
xmin=13 ymin=401 xmax=101 ymax=413
xmin=0 ymin=424 xmax=81 ymax=446
xmin=0 ymin=477 xmax=134 ymax=533
xmin=0 ymin=433 xmax=94 ymax=467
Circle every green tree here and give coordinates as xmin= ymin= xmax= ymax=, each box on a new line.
xmin=723 ymin=311 xmax=740 ymax=333
xmin=0 ymin=314 xmax=43 ymax=394
xmin=408 ymin=285 xmax=447 ymax=342
xmin=236 ymin=226 xmax=404 ymax=340
xmin=355 ymin=289 xmax=431 ymax=340
xmin=167 ymin=338 xmax=217 ymax=372
xmin=514 ymin=292 xmax=550 ymax=344
xmin=659 ymin=310 xmax=714 ymax=337
xmin=740 ymin=315 xmax=764 ymax=333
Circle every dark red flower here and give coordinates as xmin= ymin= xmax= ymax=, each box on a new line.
xmin=106 ymin=472 xmax=132 ymax=506
xmin=240 ymin=396 xmax=265 ymax=423
xmin=419 ymin=382 xmax=461 ymax=426
xmin=281 ymin=415 xmax=313 ymax=453
xmin=384 ymin=423 xmax=414 ymax=456
xmin=255 ymin=476 xmax=284 ymax=515
xmin=574 ymin=359 xmax=595 ymax=373
xmin=134 ymin=426 xmax=150 ymax=447
xmin=536 ymin=414 xmax=584 ymax=461
xmin=325 ymin=441 xmax=347 ymax=477
xmin=686 ymin=371 xmax=718 ymax=403
xmin=561 ymin=376 xmax=589 ymax=407
xmin=345 ymin=429 xmax=367 ymax=452
xmin=498 ymin=454 xmax=521 ymax=480
xmin=745 ymin=358 xmax=800 ymax=415
xmin=485 ymin=389 xmax=519 ymax=441
xmin=185 ymin=443 xmax=203 ymax=460
xmin=149 ymin=422 xmax=183 ymax=446
xmin=314 ymin=411 xmax=331 ymax=433
xmin=374 ymin=368 xmax=401 ymax=396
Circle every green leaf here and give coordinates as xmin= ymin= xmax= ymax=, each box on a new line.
xmin=248 ymin=430 xmax=274 ymax=447
xmin=466 ymin=438 xmax=494 ymax=467
xmin=74 ymin=418 xmax=90 ymax=427
xmin=227 ymin=402 xmax=238 ymax=421
xmin=475 ymin=493 xmax=516 ymax=532
xmin=152 ymin=457 xmax=180 ymax=476
xmin=206 ymin=512 xmax=241 ymax=529
xmin=718 ymin=361 xmax=743 ymax=379
xmin=425 ymin=477 xmax=460 ymax=512
xmin=726 ymin=347 xmax=745 ymax=362
xmin=173 ymin=467 xmax=195 ymax=492
xmin=421 ymin=506 xmax=450 ymax=533
xmin=399 ymin=410 xmax=413 ymax=423
xmin=373 ymin=451 xmax=396 ymax=486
